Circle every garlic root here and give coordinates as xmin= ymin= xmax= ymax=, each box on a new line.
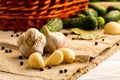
xmin=43 ymin=26 xmax=66 ymax=53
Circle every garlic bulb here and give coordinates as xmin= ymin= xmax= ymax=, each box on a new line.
xmin=17 ymin=28 xmax=46 ymax=58
xmin=43 ymin=26 xmax=66 ymax=53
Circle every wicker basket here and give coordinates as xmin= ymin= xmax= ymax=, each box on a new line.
xmin=0 ymin=0 xmax=88 ymax=31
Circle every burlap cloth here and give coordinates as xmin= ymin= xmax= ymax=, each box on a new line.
xmin=0 ymin=30 xmax=120 ymax=80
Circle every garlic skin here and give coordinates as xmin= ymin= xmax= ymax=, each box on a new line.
xmin=43 ymin=26 xmax=66 ymax=53
xmin=17 ymin=28 xmax=46 ymax=58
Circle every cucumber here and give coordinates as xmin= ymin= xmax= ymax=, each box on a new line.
xmin=40 ymin=18 xmax=63 ymax=34
xmin=82 ymin=8 xmax=98 ymax=17
xmin=107 ymin=5 xmax=120 ymax=12
xmin=96 ymin=16 xmax=105 ymax=29
xmin=104 ymin=10 xmax=120 ymax=23
xmin=63 ymin=15 xmax=97 ymax=30
xmin=81 ymin=8 xmax=105 ymax=29
xmin=89 ymin=3 xmax=107 ymax=16
xmin=77 ymin=13 xmax=86 ymax=18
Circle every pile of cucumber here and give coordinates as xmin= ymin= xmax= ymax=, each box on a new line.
xmin=63 ymin=2 xmax=120 ymax=30
xmin=40 ymin=3 xmax=120 ymax=32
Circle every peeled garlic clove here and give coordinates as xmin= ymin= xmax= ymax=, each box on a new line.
xmin=45 ymin=50 xmax=64 ymax=66
xmin=43 ymin=26 xmax=66 ymax=53
xmin=28 ymin=52 xmax=45 ymax=68
xmin=60 ymin=48 xmax=75 ymax=63
xmin=104 ymin=22 xmax=120 ymax=35
xmin=17 ymin=28 xmax=46 ymax=58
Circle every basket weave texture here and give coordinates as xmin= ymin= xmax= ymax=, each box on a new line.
xmin=0 ymin=0 xmax=88 ymax=31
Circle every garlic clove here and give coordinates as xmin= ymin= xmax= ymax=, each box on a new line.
xmin=104 ymin=22 xmax=120 ymax=35
xmin=59 ymin=48 xmax=75 ymax=63
xmin=43 ymin=26 xmax=66 ymax=53
xmin=45 ymin=50 xmax=64 ymax=66
xmin=28 ymin=52 xmax=45 ymax=68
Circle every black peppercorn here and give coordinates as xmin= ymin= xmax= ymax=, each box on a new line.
xmin=16 ymin=34 xmax=19 ymax=37
xmin=59 ymin=70 xmax=63 ymax=73
xmin=11 ymin=34 xmax=14 ymax=37
xmin=102 ymin=38 xmax=104 ymax=41
xmin=18 ymin=56 xmax=23 ymax=60
xmin=9 ymin=50 xmax=12 ymax=53
xmin=5 ymin=49 xmax=8 ymax=53
xmin=95 ymin=42 xmax=98 ymax=45
xmin=63 ymin=33 xmax=69 ymax=36
xmin=39 ymin=68 xmax=44 ymax=71
xmin=116 ymin=43 xmax=119 ymax=46
xmin=20 ymin=61 xmax=24 ymax=65
xmin=1 ymin=46 xmax=5 ymax=50
xmin=64 ymin=69 xmax=67 ymax=73
xmin=47 ymin=66 xmax=51 ymax=69
xmin=14 ymin=31 xmax=17 ymax=33
xmin=77 ymin=69 xmax=80 ymax=72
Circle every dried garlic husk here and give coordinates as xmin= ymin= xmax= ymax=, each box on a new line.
xmin=17 ymin=28 xmax=46 ymax=58
xmin=43 ymin=26 xmax=66 ymax=53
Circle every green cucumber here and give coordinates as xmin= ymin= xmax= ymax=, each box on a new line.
xmin=107 ymin=5 xmax=120 ymax=12
xmin=40 ymin=18 xmax=63 ymax=34
xmin=104 ymin=10 xmax=120 ymax=23
xmin=96 ymin=16 xmax=105 ymax=29
xmin=63 ymin=14 xmax=97 ymax=30
xmin=82 ymin=8 xmax=98 ymax=17
xmin=89 ymin=3 xmax=107 ymax=16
